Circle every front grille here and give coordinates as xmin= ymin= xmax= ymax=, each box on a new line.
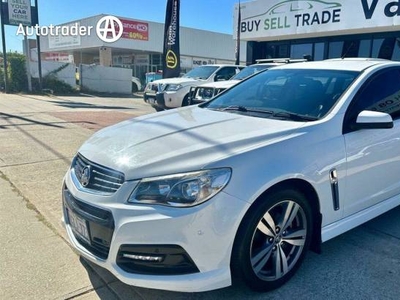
xmin=73 ymin=153 xmax=125 ymax=194
xmin=197 ymin=87 xmax=215 ymax=100
xmin=151 ymin=84 xmax=159 ymax=92
xmin=63 ymin=186 xmax=115 ymax=260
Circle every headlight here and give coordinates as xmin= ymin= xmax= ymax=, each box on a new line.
xmin=165 ymin=84 xmax=183 ymax=91
xmin=128 ymin=168 xmax=231 ymax=207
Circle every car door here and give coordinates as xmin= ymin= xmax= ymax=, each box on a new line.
xmin=342 ymin=67 xmax=400 ymax=217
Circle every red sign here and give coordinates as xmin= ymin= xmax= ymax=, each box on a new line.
xmin=118 ymin=19 xmax=149 ymax=41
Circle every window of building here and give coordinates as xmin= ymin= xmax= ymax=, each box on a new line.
xmin=392 ymin=38 xmax=400 ymax=61
xmin=291 ymin=44 xmax=312 ymax=59
xmin=372 ymin=39 xmax=384 ymax=58
xmin=358 ymin=40 xmax=371 ymax=57
xmin=314 ymin=43 xmax=325 ymax=61
xmin=328 ymin=41 xmax=343 ymax=58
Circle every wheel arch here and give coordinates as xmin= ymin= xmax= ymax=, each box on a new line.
xmin=236 ymin=178 xmax=322 ymax=255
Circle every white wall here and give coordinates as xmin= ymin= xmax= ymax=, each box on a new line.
xmin=30 ymin=61 xmax=76 ymax=88
xmin=81 ymin=65 xmax=131 ymax=94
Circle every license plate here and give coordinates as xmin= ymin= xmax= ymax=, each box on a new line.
xmin=68 ymin=210 xmax=90 ymax=243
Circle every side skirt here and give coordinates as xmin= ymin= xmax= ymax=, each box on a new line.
xmin=321 ymin=194 xmax=400 ymax=242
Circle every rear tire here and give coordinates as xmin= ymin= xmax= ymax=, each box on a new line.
xmin=231 ymin=189 xmax=313 ymax=292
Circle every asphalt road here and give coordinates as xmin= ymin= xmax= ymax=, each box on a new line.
xmin=0 ymin=93 xmax=399 ymax=300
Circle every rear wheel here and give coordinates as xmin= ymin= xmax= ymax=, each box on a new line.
xmin=231 ymin=189 xmax=313 ymax=292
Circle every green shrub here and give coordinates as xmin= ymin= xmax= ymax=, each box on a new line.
xmin=0 ymin=66 xmax=4 ymax=91
xmin=8 ymin=52 xmax=28 ymax=92
xmin=32 ymin=76 xmax=76 ymax=95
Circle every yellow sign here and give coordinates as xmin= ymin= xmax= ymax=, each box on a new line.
xmin=166 ymin=50 xmax=177 ymax=69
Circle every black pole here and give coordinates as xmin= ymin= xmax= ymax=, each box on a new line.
xmin=235 ymin=0 xmax=242 ymax=65
xmin=1 ymin=1 xmax=8 ymax=93
xmin=34 ymin=0 xmax=42 ymax=92
xmin=235 ymin=0 xmax=241 ymax=65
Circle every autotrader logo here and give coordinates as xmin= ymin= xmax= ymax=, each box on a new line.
xmin=96 ymin=16 xmax=123 ymax=43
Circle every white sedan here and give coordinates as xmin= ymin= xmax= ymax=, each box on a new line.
xmin=62 ymin=58 xmax=400 ymax=292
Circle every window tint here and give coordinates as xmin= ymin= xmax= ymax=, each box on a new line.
xmin=215 ymin=67 xmax=238 ymax=81
xmin=183 ymin=66 xmax=219 ymax=80
xmin=344 ymin=68 xmax=400 ymax=132
xmin=203 ymin=69 xmax=359 ymax=120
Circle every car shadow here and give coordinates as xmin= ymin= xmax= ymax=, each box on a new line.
xmin=79 ymin=206 xmax=400 ymax=299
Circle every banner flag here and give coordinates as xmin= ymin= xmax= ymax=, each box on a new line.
xmin=162 ymin=0 xmax=180 ymax=78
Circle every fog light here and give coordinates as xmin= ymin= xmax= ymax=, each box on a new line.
xmin=122 ymin=253 xmax=163 ymax=262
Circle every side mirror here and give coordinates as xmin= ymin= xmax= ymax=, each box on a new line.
xmin=215 ymin=75 xmax=226 ymax=81
xmin=353 ymin=110 xmax=393 ymax=130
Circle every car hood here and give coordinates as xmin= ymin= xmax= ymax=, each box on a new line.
xmin=151 ymin=77 xmax=198 ymax=85
xmin=197 ymin=80 xmax=240 ymax=89
xmin=78 ymin=106 xmax=306 ymax=180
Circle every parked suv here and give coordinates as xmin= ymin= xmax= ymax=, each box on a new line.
xmin=189 ymin=59 xmax=307 ymax=104
xmin=143 ymin=64 xmax=243 ymax=111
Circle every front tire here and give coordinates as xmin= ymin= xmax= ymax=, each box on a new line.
xmin=181 ymin=94 xmax=189 ymax=107
xmin=132 ymin=83 xmax=139 ymax=93
xmin=231 ymin=189 xmax=313 ymax=292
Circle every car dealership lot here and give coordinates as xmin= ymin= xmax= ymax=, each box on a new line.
xmin=0 ymin=93 xmax=399 ymax=299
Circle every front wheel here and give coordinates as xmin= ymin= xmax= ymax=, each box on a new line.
xmin=181 ymin=94 xmax=189 ymax=107
xmin=231 ymin=189 xmax=313 ymax=292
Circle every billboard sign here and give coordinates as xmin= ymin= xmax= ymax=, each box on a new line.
xmin=236 ymin=0 xmax=400 ymax=41
xmin=8 ymin=0 xmax=32 ymax=26
xmin=110 ymin=18 xmax=149 ymax=41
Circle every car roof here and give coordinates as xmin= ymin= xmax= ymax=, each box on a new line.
xmin=196 ymin=64 xmax=243 ymax=67
xmin=271 ymin=58 xmax=400 ymax=72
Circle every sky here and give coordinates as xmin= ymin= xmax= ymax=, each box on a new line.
xmin=1 ymin=0 xmax=244 ymax=52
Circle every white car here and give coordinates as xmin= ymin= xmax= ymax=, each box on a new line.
xmin=62 ymin=58 xmax=400 ymax=293
xmin=143 ymin=64 xmax=243 ymax=111
xmin=131 ymin=76 xmax=142 ymax=93
xmin=188 ymin=59 xmax=307 ymax=104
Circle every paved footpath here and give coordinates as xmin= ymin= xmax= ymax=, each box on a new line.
xmin=0 ymin=93 xmax=400 ymax=299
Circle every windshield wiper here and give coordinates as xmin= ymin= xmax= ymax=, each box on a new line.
xmin=222 ymin=105 xmax=248 ymax=112
xmin=272 ymin=111 xmax=319 ymax=121
xmin=222 ymin=105 xmax=274 ymax=114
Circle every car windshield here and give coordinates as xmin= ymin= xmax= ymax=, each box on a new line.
xmin=231 ymin=65 xmax=274 ymax=80
xmin=203 ymin=68 xmax=359 ymax=120
xmin=183 ymin=66 xmax=219 ymax=80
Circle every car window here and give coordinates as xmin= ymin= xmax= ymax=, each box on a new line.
xmin=215 ymin=67 xmax=239 ymax=81
xmin=183 ymin=66 xmax=219 ymax=80
xmin=232 ymin=65 xmax=272 ymax=80
xmin=203 ymin=69 xmax=359 ymax=120
xmin=343 ymin=68 xmax=400 ymax=133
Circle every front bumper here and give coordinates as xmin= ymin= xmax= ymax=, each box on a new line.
xmin=143 ymin=92 xmax=167 ymax=110
xmin=62 ymin=169 xmax=249 ymax=292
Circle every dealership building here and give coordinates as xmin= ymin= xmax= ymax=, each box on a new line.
xmin=238 ymin=0 xmax=400 ymax=63
xmin=39 ymin=14 xmax=247 ymax=84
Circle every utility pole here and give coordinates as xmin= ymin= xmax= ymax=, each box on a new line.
xmin=0 ymin=1 xmax=8 ymax=93
xmin=24 ymin=30 xmax=32 ymax=92
xmin=34 ymin=0 xmax=42 ymax=92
